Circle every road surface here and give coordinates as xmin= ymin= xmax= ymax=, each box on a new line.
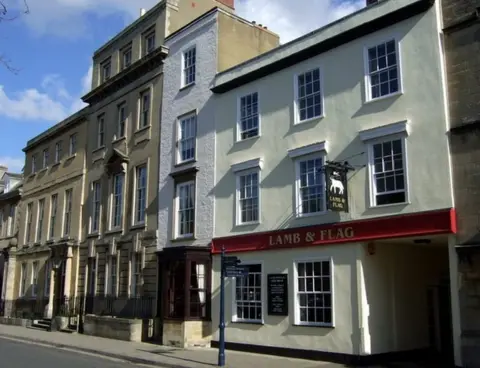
xmin=0 ymin=337 xmax=141 ymax=368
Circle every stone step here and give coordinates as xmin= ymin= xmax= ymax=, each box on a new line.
xmin=32 ymin=319 xmax=51 ymax=330
xmin=59 ymin=328 xmax=77 ymax=334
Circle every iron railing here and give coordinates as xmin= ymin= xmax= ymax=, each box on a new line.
xmin=1 ymin=297 xmax=49 ymax=319
xmin=83 ymin=295 xmax=155 ymax=319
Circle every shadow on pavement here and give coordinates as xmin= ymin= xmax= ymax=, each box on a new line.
xmin=137 ymin=348 xmax=216 ymax=367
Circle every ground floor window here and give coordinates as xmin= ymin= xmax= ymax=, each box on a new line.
xmin=163 ymin=249 xmax=211 ymax=321
xmin=233 ymin=264 xmax=262 ymax=323
xmin=295 ymin=259 xmax=333 ymax=326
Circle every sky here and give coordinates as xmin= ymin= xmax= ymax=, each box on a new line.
xmin=0 ymin=0 xmax=364 ymax=173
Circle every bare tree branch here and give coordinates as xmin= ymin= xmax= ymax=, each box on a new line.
xmin=0 ymin=0 xmax=29 ymax=72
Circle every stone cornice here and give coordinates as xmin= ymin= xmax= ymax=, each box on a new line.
xmin=83 ymin=46 xmax=168 ymax=105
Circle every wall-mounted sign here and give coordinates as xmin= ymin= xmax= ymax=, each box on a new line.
xmin=267 ymin=274 xmax=288 ymax=316
xmin=324 ymin=164 xmax=349 ymax=212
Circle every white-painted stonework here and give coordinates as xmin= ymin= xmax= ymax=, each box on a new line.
xmin=213 ymin=3 xmax=453 ymax=237
xmin=158 ymin=12 xmax=217 ymax=249
xmin=211 ymin=0 xmax=459 ymax=364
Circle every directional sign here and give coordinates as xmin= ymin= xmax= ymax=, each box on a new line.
xmin=223 ymin=256 xmax=239 ymax=265
xmin=225 ymin=265 xmax=248 ymax=278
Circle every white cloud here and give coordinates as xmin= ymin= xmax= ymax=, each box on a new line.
xmin=236 ymin=0 xmax=365 ymax=43
xmin=12 ymin=0 xmax=364 ymax=41
xmin=0 ymin=66 xmax=92 ymax=122
xmin=1 ymin=0 xmax=364 ymax=123
xmin=0 ymin=156 xmax=24 ymax=173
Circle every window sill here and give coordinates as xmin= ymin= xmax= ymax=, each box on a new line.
xmin=38 ymin=168 xmax=48 ymax=173
xmin=171 ymin=236 xmax=196 ymax=243
xmin=235 ymin=221 xmax=260 ymax=227
xmin=294 ymin=114 xmax=325 ymax=126
xmin=92 ymin=145 xmax=106 ymax=154
xmin=368 ymin=201 xmax=409 ymax=210
xmin=112 ymin=136 xmax=126 ymax=144
xmin=295 ymin=211 xmax=328 ymax=219
xmin=65 ymin=153 xmax=77 ymax=161
xmin=293 ymin=322 xmax=334 ymax=328
xmin=235 ymin=134 xmax=260 ymax=144
xmin=87 ymin=232 xmax=100 ymax=239
xmin=364 ymin=90 xmax=403 ymax=105
xmin=46 ymin=239 xmax=54 ymax=244
xmin=231 ymin=320 xmax=264 ymax=325
xmin=135 ymin=125 xmax=151 ymax=134
xmin=130 ymin=223 xmax=146 ymax=231
xmin=33 ymin=242 xmax=41 ymax=246
xmin=52 ymin=161 xmax=61 ymax=167
xmin=27 ymin=173 xmax=36 ymax=179
xmin=105 ymin=228 xmax=123 ymax=236
xmin=174 ymin=159 xmax=196 ymax=168
xmin=180 ymin=82 xmax=195 ymax=92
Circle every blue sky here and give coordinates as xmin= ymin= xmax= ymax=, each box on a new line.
xmin=0 ymin=0 xmax=363 ymax=173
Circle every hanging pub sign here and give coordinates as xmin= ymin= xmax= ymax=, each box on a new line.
xmin=324 ymin=162 xmax=349 ymax=212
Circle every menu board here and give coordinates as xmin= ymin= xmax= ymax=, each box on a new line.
xmin=267 ymin=274 xmax=288 ymax=316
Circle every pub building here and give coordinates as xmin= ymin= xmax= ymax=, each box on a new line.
xmin=210 ymin=0 xmax=461 ymax=365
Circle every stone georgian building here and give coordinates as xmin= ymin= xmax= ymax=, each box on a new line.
xmin=0 ymin=169 xmax=23 ymax=316
xmin=157 ymin=5 xmax=279 ymax=347
xmin=12 ymin=108 xmax=89 ymax=329
xmin=211 ymin=0 xmax=460 ymax=365
xmin=442 ymin=0 xmax=480 ymax=366
xmin=78 ymin=0 xmax=238 ymax=342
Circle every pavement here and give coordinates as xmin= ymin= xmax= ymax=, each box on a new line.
xmin=0 ymin=324 xmax=342 ymax=368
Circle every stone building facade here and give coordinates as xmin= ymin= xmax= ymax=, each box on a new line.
xmin=0 ymin=170 xmax=23 ymax=316
xmin=442 ymin=0 xmax=480 ymax=366
xmin=12 ymin=108 xmax=89 ymax=326
xmin=157 ymin=6 xmax=279 ymax=347
xmin=77 ymin=0 xmax=239 ymax=341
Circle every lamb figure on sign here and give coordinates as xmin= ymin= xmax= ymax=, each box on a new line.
xmin=329 ymin=171 xmax=344 ymax=195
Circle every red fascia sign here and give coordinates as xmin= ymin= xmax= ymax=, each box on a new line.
xmin=211 ymin=208 xmax=457 ymax=254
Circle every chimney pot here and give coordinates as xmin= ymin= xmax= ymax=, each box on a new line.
xmin=252 ymin=21 xmax=256 ymax=25
xmin=366 ymin=0 xmax=379 ymax=6
xmin=140 ymin=8 xmax=146 ymax=17
xmin=258 ymin=23 xmax=263 ymax=27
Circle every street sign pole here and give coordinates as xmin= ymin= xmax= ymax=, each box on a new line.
xmin=218 ymin=246 xmax=226 ymax=367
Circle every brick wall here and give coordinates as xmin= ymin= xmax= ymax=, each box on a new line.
xmin=443 ymin=0 xmax=480 ymax=243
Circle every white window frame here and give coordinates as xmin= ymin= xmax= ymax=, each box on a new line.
xmin=20 ymin=262 xmax=27 ymax=297
xmin=175 ymin=180 xmax=196 ymax=238
xmin=182 ymin=46 xmax=196 ymax=87
xmin=294 ymin=153 xmax=327 ymax=217
xmin=97 ymin=115 xmax=105 ymax=148
xmin=36 ymin=198 xmax=45 ymax=242
xmin=117 ymin=103 xmax=127 ymax=138
xmin=144 ymin=30 xmax=155 ymax=56
xmin=7 ymin=204 xmax=15 ymax=236
xmin=231 ymin=261 xmax=264 ymax=324
xmin=134 ymin=165 xmax=147 ymax=225
xmin=121 ymin=44 xmax=132 ymax=69
xmin=293 ymin=66 xmax=324 ymax=124
xmin=63 ymin=188 xmax=73 ymax=237
xmin=108 ymin=254 xmax=118 ymax=296
xmin=42 ymin=149 xmax=49 ymax=169
xmin=293 ymin=257 xmax=335 ymax=327
xmin=101 ymin=58 xmax=111 ymax=83
xmin=31 ymin=261 xmax=39 ymax=297
xmin=139 ymin=90 xmax=151 ymax=129
xmin=69 ymin=133 xmax=77 ymax=156
xmin=176 ymin=112 xmax=197 ymax=164
xmin=49 ymin=194 xmax=58 ymax=239
xmin=44 ymin=260 xmax=52 ymax=297
xmin=111 ymin=173 xmax=125 ymax=230
xmin=235 ymin=168 xmax=261 ymax=226
xmin=25 ymin=202 xmax=33 ymax=243
xmin=91 ymin=181 xmax=101 ymax=233
xmin=131 ymin=252 xmax=143 ymax=297
xmin=236 ymin=91 xmax=260 ymax=141
xmin=367 ymin=136 xmax=409 ymax=208
xmin=363 ymin=36 xmax=403 ymax=103
xmin=31 ymin=155 xmax=36 ymax=174
xmin=55 ymin=141 xmax=62 ymax=163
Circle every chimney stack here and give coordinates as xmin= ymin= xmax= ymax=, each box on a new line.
xmin=366 ymin=0 xmax=379 ymax=5
xmin=140 ymin=8 xmax=146 ymax=17
xmin=215 ymin=0 xmax=235 ymax=10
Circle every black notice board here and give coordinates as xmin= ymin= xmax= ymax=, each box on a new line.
xmin=267 ymin=274 xmax=288 ymax=316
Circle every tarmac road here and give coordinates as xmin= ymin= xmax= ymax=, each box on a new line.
xmin=0 ymin=337 xmax=143 ymax=368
